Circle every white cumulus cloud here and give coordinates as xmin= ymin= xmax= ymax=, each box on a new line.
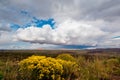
xmin=15 ymin=19 xmax=107 ymax=46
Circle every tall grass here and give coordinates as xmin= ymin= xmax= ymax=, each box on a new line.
xmin=0 ymin=59 xmax=19 ymax=80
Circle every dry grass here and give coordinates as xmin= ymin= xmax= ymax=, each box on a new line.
xmin=0 ymin=50 xmax=120 ymax=80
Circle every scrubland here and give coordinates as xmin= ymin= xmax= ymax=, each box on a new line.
xmin=0 ymin=49 xmax=120 ymax=80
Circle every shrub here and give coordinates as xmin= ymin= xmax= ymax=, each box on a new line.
xmin=105 ymin=58 xmax=120 ymax=75
xmin=56 ymin=53 xmax=76 ymax=62
xmin=19 ymin=55 xmax=64 ymax=80
xmin=0 ymin=59 xmax=19 ymax=80
xmin=0 ymin=60 xmax=4 ymax=66
xmin=77 ymin=56 xmax=109 ymax=80
xmin=57 ymin=59 xmax=79 ymax=80
xmin=0 ymin=71 xmax=3 ymax=80
xmin=91 ymin=59 xmax=109 ymax=79
xmin=19 ymin=55 xmax=79 ymax=80
xmin=56 ymin=54 xmax=79 ymax=79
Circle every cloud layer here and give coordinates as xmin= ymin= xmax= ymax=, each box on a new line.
xmin=15 ymin=19 xmax=107 ymax=46
xmin=0 ymin=0 xmax=120 ymax=49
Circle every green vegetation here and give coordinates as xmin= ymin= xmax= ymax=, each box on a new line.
xmin=76 ymin=56 xmax=106 ymax=80
xmin=19 ymin=55 xmax=64 ymax=80
xmin=19 ymin=55 xmax=78 ymax=80
xmin=0 ymin=71 xmax=3 ymax=80
xmin=56 ymin=53 xmax=76 ymax=62
xmin=0 ymin=50 xmax=120 ymax=80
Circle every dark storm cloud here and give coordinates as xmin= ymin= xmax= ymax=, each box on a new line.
xmin=70 ymin=0 xmax=120 ymax=21
xmin=0 ymin=0 xmax=120 ymax=22
xmin=0 ymin=23 xmax=11 ymax=38
xmin=0 ymin=3 xmax=30 ymax=24
xmin=0 ymin=0 xmax=53 ymax=26
xmin=0 ymin=24 xmax=11 ymax=31
xmin=0 ymin=27 xmax=10 ymax=31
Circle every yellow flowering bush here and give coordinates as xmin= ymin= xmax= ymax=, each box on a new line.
xmin=19 ymin=55 xmax=64 ymax=80
xmin=56 ymin=54 xmax=79 ymax=79
xmin=57 ymin=59 xmax=79 ymax=79
xmin=19 ymin=55 xmax=79 ymax=80
xmin=56 ymin=53 xmax=76 ymax=62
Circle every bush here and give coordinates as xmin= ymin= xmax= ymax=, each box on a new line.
xmin=58 ymin=59 xmax=79 ymax=80
xmin=105 ymin=58 xmax=120 ymax=75
xmin=77 ymin=56 xmax=109 ymax=80
xmin=19 ymin=55 xmax=64 ymax=80
xmin=0 ymin=60 xmax=4 ymax=66
xmin=19 ymin=55 xmax=79 ymax=80
xmin=91 ymin=59 xmax=109 ymax=79
xmin=0 ymin=71 xmax=3 ymax=80
xmin=56 ymin=54 xmax=79 ymax=79
xmin=0 ymin=60 xmax=18 ymax=80
xmin=56 ymin=53 xmax=76 ymax=62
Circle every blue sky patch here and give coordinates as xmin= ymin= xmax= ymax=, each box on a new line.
xmin=10 ymin=23 xmax=20 ymax=31
xmin=10 ymin=10 xmax=56 ymax=31
xmin=10 ymin=17 xmax=56 ymax=31
xmin=31 ymin=17 xmax=55 ymax=29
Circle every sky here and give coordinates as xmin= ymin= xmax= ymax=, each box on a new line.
xmin=0 ymin=0 xmax=120 ymax=49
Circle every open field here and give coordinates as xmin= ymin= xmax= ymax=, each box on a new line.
xmin=0 ymin=48 xmax=120 ymax=80
xmin=0 ymin=48 xmax=120 ymax=60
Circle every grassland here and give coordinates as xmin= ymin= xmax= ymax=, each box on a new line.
xmin=0 ymin=49 xmax=120 ymax=80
